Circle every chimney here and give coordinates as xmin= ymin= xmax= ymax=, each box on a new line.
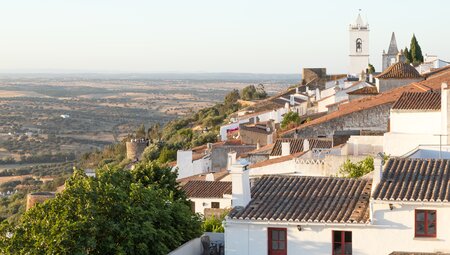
xmin=230 ymin=162 xmax=251 ymax=208
xmin=227 ymin=151 xmax=237 ymax=170
xmin=441 ymin=83 xmax=450 ymax=144
xmin=303 ymin=139 xmax=310 ymax=151
xmin=295 ymin=87 xmax=299 ymax=94
xmin=372 ymin=155 xmax=384 ymax=194
xmin=281 ymin=142 xmax=290 ymax=156
xmin=256 ymin=141 xmax=261 ymax=150
xmin=290 ymin=95 xmax=295 ymax=106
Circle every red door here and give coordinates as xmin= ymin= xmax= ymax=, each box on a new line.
xmin=268 ymin=228 xmax=287 ymax=255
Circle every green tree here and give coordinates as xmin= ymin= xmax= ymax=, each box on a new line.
xmin=410 ymin=34 xmax=424 ymax=66
xmin=339 ymin=156 xmax=374 ymax=178
xmin=135 ymin=124 xmax=146 ymax=139
xmin=241 ymin=85 xmax=257 ymax=100
xmin=157 ymin=147 xmax=177 ymax=163
xmin=281 ymin=111 xmax=301 ymax=129
xmin=224 ymin=89 xmax=240 ymax=106
xmin=0 ymin=163 xmax=202 ymax=255
xmin=367 ymin=64 xmax=375 ymax=74
xmin=404 ymin=47 xmax=412 ymax=63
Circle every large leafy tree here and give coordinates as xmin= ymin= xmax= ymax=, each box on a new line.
xmin=0 ymin=162 xmax=202 ymax=255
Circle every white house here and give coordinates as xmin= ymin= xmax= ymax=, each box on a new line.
xmin=416 ymin=55 xmax=450 ymax=74
xmin=383 ymin=85 xmax=447 ymax=156
xmin=175 ymin=148 xmax=211 ymax=180
xmin=224 ymin=157 xmax=450 ymax=255
xmin=181 ymin=180 xmax=231 ymax=216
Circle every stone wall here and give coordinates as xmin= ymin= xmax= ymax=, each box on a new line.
xmin=302 ymin=68 xmax=327 ymax=84
xmin=26 ymin=192 xmax=56 ymax=210
xmin=126 ymin=140 xmax=148 ymax=160
xmin=284 ymin=104 xmax=392 ymax=138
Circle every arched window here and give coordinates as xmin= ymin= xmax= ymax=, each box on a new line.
xmin=356 ymin=38 xmax=362 ymax=53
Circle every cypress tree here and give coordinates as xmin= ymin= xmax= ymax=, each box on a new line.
xmin=403 ymin=47 xmax=412 ymax=63
xmin=410 ymin=34 xmax=424 ymax=66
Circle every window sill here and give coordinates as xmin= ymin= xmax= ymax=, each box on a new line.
xmin=413 ymin=237 xmax=442 ymax=241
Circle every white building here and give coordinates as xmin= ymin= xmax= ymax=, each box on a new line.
xmin=181 ymin=180 xmax=231 ymax=216
xmin=224 ymin=157 xmax=450 ymax=255
xmin=416 ymin=55 xmax=450 ymax=74
xmin=175 ymin=148 xmax=211 ymax=180
xmin=349 ymin=13 xmax=369 ymax=75
xmin=384 ymin=85 xmax=446 ymax=156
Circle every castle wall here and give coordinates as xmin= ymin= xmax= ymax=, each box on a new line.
xmin=26 ymin=192 xmax=56 ymax=210
xmin=126 ymin=140 xmax=148 ymax=160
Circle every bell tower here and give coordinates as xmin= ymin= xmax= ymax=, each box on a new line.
xmin=349 ymin=12 xmax=369 ymax=75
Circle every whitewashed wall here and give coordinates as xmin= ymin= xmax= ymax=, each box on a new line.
xmin=390 ymin=111 xmax=441 ymax=134
xmin=176 ymin=151 xmax=211 ymax=179
xmin=383 ymin=133 xmax=441 ymax=157
xmin=190 ymin=196 xmax=232 ymax=215
xmin=345 ymin=135 xmax=384 ymax=156
xmin=225 ymin=203 xmax=450 ymax=255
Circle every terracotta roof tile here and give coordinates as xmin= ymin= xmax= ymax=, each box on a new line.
xmin=347 ymin=86 xmax=378 ymax=95
xmin=376 ymin=62 xmax=422 ymax=79
xmin=230 ymin=175 xmax=371 ymax=224
xmin=249 ymin=151 xmax=305 ymax=168
xmin=392 ymin=91 xmax=441 ymax=111
xmin=177 ymin=169 xmax=229 ymax=186
xmin=270 ymin=138 xmax=332 ymax=156
xmin=182 ymin=180 xmax=231 ymax=198
xmin=373 ymin=158 xmax=450 ymax=202
xmin=281 ymin=67 xmax=450 ymax=137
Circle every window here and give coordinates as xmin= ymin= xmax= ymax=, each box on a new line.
xmin=415 ymin=210 xmax=436 ymax=237
xmin=211 ymin=202 xmax=220 ymax=208
xmin=190 ymin=201 xmax=195 ymax=213
xmin=332 ymin=231 xmax=352 ymax=255
xmin=268 ymin=228 xmax=287 ymax=255
xmin=356 ymin=38 xmax=362 ymax=53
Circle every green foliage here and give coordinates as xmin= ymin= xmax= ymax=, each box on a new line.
xmin=135 ymin=124 xmax=147 ymax=139
xmin=157 ymin=147 xmax=177 ymax=164
xmin=404 ymin=47 xmax=412 ymax=63
xmin=201 ymin=210 xmax=229 ymax=233
xmin=240 ymin=84 xmax=267 ymax=101
xmin=281 ymin=111 xmax=301 ymax=129
xmin=0 ymin=162 xmax=202 ymax=255
xmin=339 ymin=156 xmax=374 ymax=178
xmin=224 ymin=89 xmax=240 ymax=106
xmin=410 ymin=34 xmax=424 ymax=66
xmin=368 ymin=64 xmax=375 ymax=74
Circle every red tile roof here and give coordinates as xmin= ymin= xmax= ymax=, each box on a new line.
xmin=270 ymin=138 xmax=332 ymax=156
xmin=373 ymin=158 xmax=450 ymax=202
xmin=177 ymin=169 xmax=229 ymax=186
xmin=249 ymin=151 xmax=305 ymax=168
xmin=376 ymin=62 xmax=422 ymax=79
xmin=281 ymin=67 xmax=450 ymax=137
xmin=229 ymin=175 xmax=371 ymax=224
xmin=182 ymin=180 xmax=231 ymax=198
xmin=392 ymin=91 xmax=441 ymax=111
xmin=347 ymin=86 xmax=378 ymax=95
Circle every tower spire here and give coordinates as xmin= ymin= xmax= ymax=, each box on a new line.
xmin=387 ymin=32 xmax=399 ymax=55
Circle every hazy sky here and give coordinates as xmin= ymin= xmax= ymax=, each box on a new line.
xmin=0 ymin=0 xmax=448 ymax=74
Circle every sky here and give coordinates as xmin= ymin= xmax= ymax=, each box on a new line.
xmin=0 ymin=0 xmax=449 ymax=74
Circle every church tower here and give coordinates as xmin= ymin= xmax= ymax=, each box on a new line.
xmin=349 ymin=13 xmax=369 ymax=75
xmin=382 ymin=32 xmax=399 ymax=71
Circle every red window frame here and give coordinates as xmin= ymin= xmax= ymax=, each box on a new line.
xmin=415 ymin=210 xmax=437 ymax=238
xmin=268 ymin=228 xmax=287 ymax=255
xmin=332 ymin=231 xmax=352 ymax=255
